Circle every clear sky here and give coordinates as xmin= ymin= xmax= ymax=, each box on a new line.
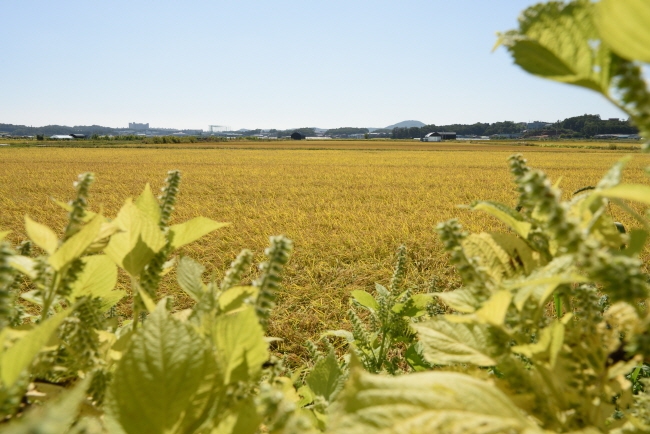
xmin=1 ymin=0 xmax=626 ymax=130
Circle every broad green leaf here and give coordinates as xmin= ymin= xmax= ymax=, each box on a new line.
xmin=436 ymin=288 xmax=480 ymax=313
xmin=306 ymin=351 xmax=344 ymax=402
xmin=176 ymin=256 xmax=205 ymax=302
xmin=476 ymin=290 xmax=512 ymax=326
xmin=2 ymin=377 xmax=90 ymax=434
xmin=0 ymin=308 xmax=70 ymax=387
xmin=86 ymin=222 xmax=122 ymax=253
xmin=323 ymin=329 xmax=355 ymax=343
xmin=213 ymin=396 xmax=261 ymax=434
xmin=350 ymin=290 xmax=378 ymax=311
xmin=595 ymin=0 xmax=650 ymax=63
xmin=49 ymin=214 xmax=103 ymax=271
xmin=168 ymin=217 xmax=229 ymax=250
xmin=510 ymin=273 xmax=589 ymax=310
xmin=135 ymin=183 xmax=161 ymax=223
xmin=414 ymin=320 xmax=496 ymax=366
xmin=598 ymin=184 xmax=650 ymax=206
xmin=106 ymin=302 xmax=217 ymax=434
xmin=68 ymin=255 xmax=123 ymax=312
xmin=471 ymin=201 xmax=531 ymax=238
xmin=497 ymin=1 xmax=613 ymax=94
xmin=328 ymin=368 xmax=540 ymax=433
xmin=624 ymin=229 xmax=648 ymax=257
xmin=0 ymin=230 xmax=10 ymax=241
xmin=51 ymin=199 xmax=97 ymax=222
xmin=212 ymin=306 xmax=268 ymax=384
xmin=218 ymin=286 xmax=258 ymax=313
xmin=24 ymin=216 xmax=58 ymax=254
xmin=104 ymin=200 xmax=166 ymax=276
xmin=7 ymin=255 xmax=37 ymax=279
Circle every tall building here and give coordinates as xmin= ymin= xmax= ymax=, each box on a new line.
xmin=129 ymin=122 xmax=149 ymax=130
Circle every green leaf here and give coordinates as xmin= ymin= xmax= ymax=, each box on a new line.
xmin=498 ymin=1 xmax=613 ymax=94
xmin=511 ymin=320 xmax=565 ymax=368
xmin=0 ymin=308 xmax=71 ymax=387
xmin=0 ymin=230 xmax=10 ymax=241
xmin=471 ymin=201 xmax=532 ymax=238
xmin=404 ymin=342 xmax=431 ymax=372
xmin=168 ymin=217 xmax=229 ymax=250
xmin=24 ymin=216 xmax=59 ymax=254
xmin=462 ymin=233 xmax=516 ymax=282
xmin=328 ymin=368 xmax=540 ymax=433
xmin=350 ymin=290 xmax=378 ymax=311
xmin=68 ymin=255 xmax=123 ymax=312
xmin=49 ymin=214 xmax=103 ymax=271
xmin=213 ymin=396 xmax=261 ymax=434
xmin=476 ymin=290 xmax=512 ymax=326
xmin=212 ymin=306 xmax=268 ymax=384
xmin=106 ymin=301 xmax=217 ymax=434
xmin=306 ymin=351 xmax=344 ymax=402
xmin=218 ymin=286 xmax=258 ymax=313
xmin=595 ymin=0 xmax=650 ymax=63
xmin=489 ymin=233 xmax=539 ymax=275
xmin=414 ymin=320 xmax=496 ymax=366
xmin=2 ymin=377 xmax=90 ymax=434
xmin=624 ymin=229 xmax=648 ymax=257
xmin=135 ymin=183 xmax=161 ymax=223
xmin=436 ymin=288 xmax=480 ymax=313
xmin=598 ymin=184 xmax=650 ymax=206
xmin=176 ymin=256 xmax=205 ymax=302
xmin=8 ymin=255 xmax=37 ymax=279
xmin=104 ymin=200 xmax=166 ymax=276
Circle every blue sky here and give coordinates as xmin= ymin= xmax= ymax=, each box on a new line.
xmin=1 ymin=0 xmax=626 ymax=130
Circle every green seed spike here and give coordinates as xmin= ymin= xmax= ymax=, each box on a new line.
xmin=63 ymin=172 xmax=95 ymax=241
xmin=158 ymin=170 xmax=181 ymax=229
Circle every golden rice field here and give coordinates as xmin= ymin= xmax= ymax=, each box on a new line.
xmin=1 ymin=143 xmax=648 ymax=361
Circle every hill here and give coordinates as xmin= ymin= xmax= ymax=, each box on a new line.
xmin=385 ymin=120 xmax=426 ymax=129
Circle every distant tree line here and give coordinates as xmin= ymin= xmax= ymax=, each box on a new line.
xmin=324 ymin=127 xmax=369 ymax=137
xmin=390 ymin=115 xmax=638 ymax=139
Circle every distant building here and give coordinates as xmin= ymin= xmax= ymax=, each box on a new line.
xmin=526 ymin=121 xmax=551 ymax=130
xmin=129 ymin=122 xmax=149 ymax=130
xmin=70 ymin=134 xmax=86 ymax=139
xmin=421 ymin=132 xmax=456 ymax=142
xmin=50 ymin=135 xmax=74 ymax=140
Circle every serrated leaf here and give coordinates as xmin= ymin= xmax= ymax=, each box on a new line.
xmin=68 ymin=255 xmax=123 ymax=312
xmin=350 ymin=290 xmax=378 ymax=311
xmin=489 ymin=232 xmax=538 ymax=275
xmin=404 ymin=342 xmax=431 ymax=372
xmin=218 ymin=286 xmax=258 ymax=313
xmin=436 ymin=288 xmax=480 ymax=313
xmin=104 ymin=200 xmax=166 ymax=276
xmin=462 ymin=233 xmax=515 ymax=282
xmin=598 ymin=184 xmax=650 ymax=206
xmin=595 ymin=0 xmax=650 ymax=63
xmin=471 ymin=201 xmax=532 ymax=238
xmin=212 ymin=306 xmax=268 ymax=384
xmin=24 ymin=216 xmax=59 ymax=254
xmin=2 ymin=377 xmax=90 ymax=434
xmin=329 ymin=368 xmax=539 ymax=434
xmin=106 ymin=302 xmax=217 ymax=434
xmin=169 ymin=217 xmax=229 ymax=250
xmin=414 ymin=319 xmax=496 ymax=366
xmin=135 ymin=183 xmax=161 ymax=223
xmin=176 ymin=256 xmax=205 ymax=302
xmin=0 ymin=308 xmax=71 ymax=387
xmin=306 ymin=351 xmax=344 ymax=402
xmin=498 ymin=1 xmax=613 ymax=94
xmin=49 ymin=214 xmax=103 ymax=271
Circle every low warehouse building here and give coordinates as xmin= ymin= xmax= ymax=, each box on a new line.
xmin=421 ymin=132 xmax=456 ymax=142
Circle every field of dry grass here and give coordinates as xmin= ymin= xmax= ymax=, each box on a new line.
xmin=1 ymin=144 xmax=648 ymax=361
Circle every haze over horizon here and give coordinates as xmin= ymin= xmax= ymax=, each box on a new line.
xmin=1 ymin=0 xmax=627 ymax=131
